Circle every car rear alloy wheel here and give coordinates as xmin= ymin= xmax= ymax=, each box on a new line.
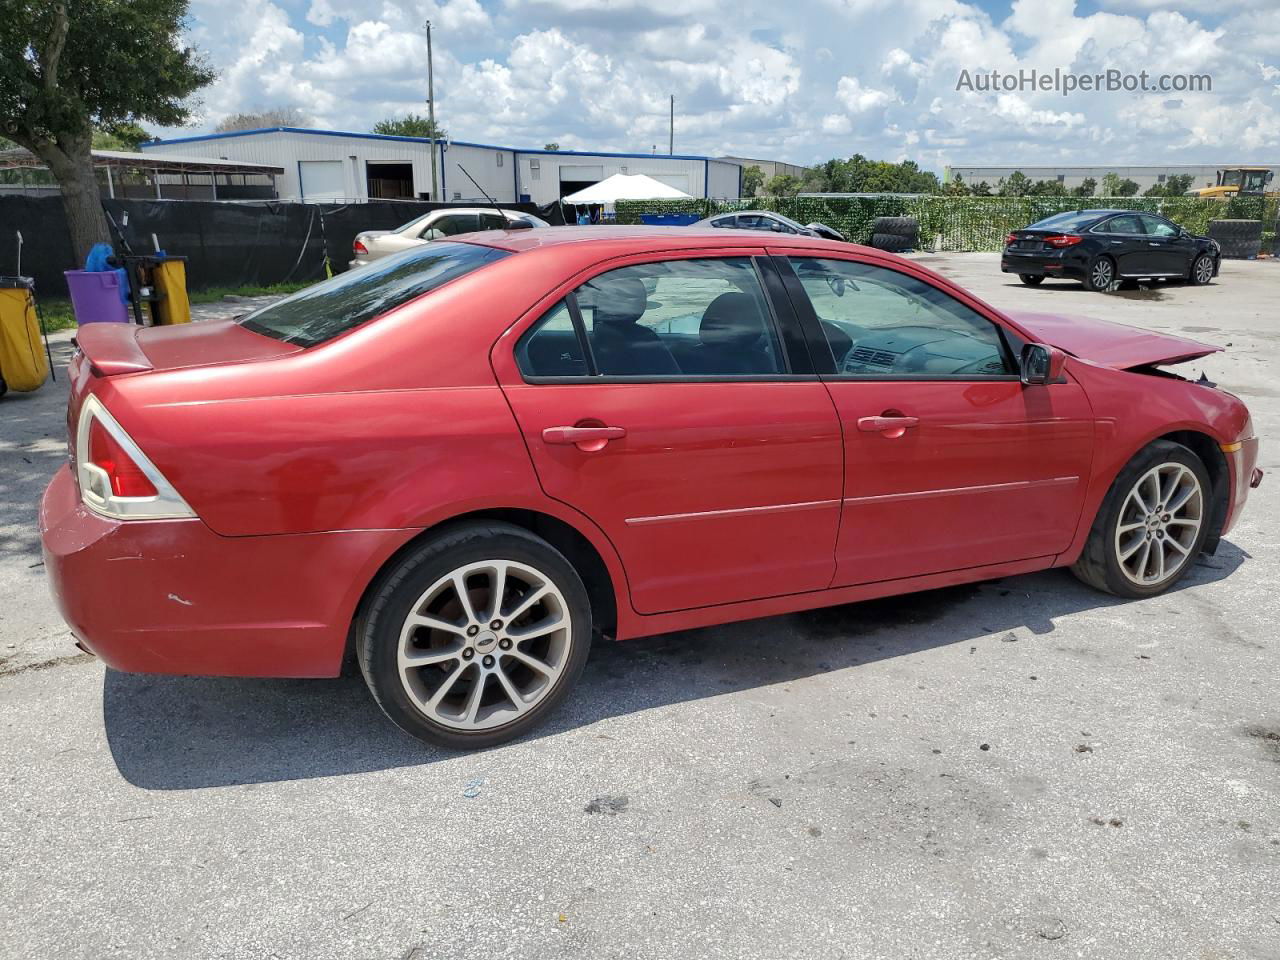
xmin=1113 ymin=463 xmax=1203 ymax=587
xmin=1071 ymin=440 xmax=1212 ymax=598
xmin=397 ymin=559 xmax=571 ymax=731
xmin=1191 ymin=254 xmax=1214 ymax=285
xmin=1087 ymin=257 xmax=1115 ymax=292
xmin=359 ymin=522 xmax=592 ymax=748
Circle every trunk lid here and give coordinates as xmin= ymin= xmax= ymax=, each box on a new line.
xmin=1005 ymin=310 xmax=1221 ymax=370
xmin=1006 ymin=229 xmax=1064 ymax=252
xmin=75 ymin=319 xmax=301 ymax=377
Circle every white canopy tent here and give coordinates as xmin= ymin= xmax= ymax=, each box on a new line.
xmin=561 ymin=173 xmax=692 ymax=204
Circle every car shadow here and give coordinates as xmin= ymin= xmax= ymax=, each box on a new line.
xmin=104 ymin=543 xmax=1249 ymax=790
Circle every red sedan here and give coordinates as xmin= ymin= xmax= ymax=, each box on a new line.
xmin=41 ymin=228 xmax=1261 ymax=747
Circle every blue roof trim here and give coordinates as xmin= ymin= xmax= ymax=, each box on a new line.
xmin=143 ymin=125 xmax=733 ymax=163
xmin=141 ymin=126 xmax=441 ymax=148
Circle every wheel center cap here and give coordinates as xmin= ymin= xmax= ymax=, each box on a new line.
xmin=473 ymin=631 xmax=498 ymax=653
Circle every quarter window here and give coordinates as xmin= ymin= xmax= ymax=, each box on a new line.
xmin=789 ymin=257 xmax=1013 ymax=378
xmin=516 ymin=258 xmax=785 ymax=378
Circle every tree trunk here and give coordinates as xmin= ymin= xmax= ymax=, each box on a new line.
xmin=38 ymin=137 xmax=111 ymax=266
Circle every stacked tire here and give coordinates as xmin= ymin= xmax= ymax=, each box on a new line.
xmin=1207 ymin=219 xmax=1262 ymax=260
xmin=869 ymin=216 xmax=919 ymax=253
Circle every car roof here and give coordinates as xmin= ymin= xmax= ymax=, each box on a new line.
xmin=459 ymin=225 xmax=840 ymax=254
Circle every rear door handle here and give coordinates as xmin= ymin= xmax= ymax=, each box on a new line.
xmin=857 ymin=415 xmax=918 ymax=437
xmin=542 ymin=425 xmax=626 ymax=450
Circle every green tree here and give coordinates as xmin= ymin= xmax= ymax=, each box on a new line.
xmin=765 ymin=173 xmax=801 ymax=196
xmin=970 ymin=180 xmax=992 ymax=196
xmin=1071 ymin=177 xmax=1097 ymax=198
xmin=1 ymin=0 xmax=215 ymax=260
xmin=92 ymin=121 xmax=154 ymax=151
xmin=998 ymin=171 xmax=1032 ymax=196
xmin=943 ymin=173 xmax=970 ymax=196
xmin=372 ymin=113 xmax=447 ymax=139
xmin=741 ymin=164 xmax=764 ymax=197
xmin=797 ymin=154 xmax=940 ymax=194
xmin=1100 ymin=172 xmax=1139 ymax=196
xmin=215 ymin=106 xmax=307 ymax=133
xmin=1143 ymin=173 xmax=1193 ymax=197
xmin=543 ymin=142 xmax=560 ymax=151
xmin=1028 ymin=178 xmax=1067 ymax=197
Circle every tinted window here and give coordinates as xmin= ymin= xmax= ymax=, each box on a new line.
xmin=480 ymin=212 xmax=507 ymax=230
xmin=709 ymin=216 xmax=737 ymax=228
xmin=1096 ymin=214 xmax=1144 ymax=234
xmin=735 ymin=214 xmax=768 ymax=231
xmin=790 ymin=257 xmax=1011 ymax=377
xmin=1140 ymin=215 xmax=1179 ymax=238
xmin=240 ymin=242 xmax=509 ymax=347
xmin=429 ymin=214 xmax=481 ymax=237
xmin=518 ymin=258 xmax=785 ymax=378
xmin=1026 ymin=210 xmax=1105 ymax=231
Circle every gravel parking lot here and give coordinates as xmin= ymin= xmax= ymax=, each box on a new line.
xmin=2 ymin=256 xmax=1277 ymax=960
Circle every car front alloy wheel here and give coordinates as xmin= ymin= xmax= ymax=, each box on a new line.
xmin=1071 ymin=440 xmax=1212 ymax=598
xmin=1113 ymin=463 xmax=1204 ymax=587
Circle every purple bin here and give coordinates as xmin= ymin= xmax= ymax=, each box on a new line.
xmin=64 ymin=270 xmax=129 ymax=325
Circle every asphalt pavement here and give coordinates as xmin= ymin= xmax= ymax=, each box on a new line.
xmin=1 ymin=260 xmax=1277 ymax=960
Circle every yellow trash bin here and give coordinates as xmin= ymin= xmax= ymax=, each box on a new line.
xmin=149 ymin=257 xmax=191 ymax=325
xmin=0 ymin=278 xmax=49 ymax=394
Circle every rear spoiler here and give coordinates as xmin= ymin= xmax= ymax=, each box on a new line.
xmin=73 ymin=323 xmax=153 ymax=377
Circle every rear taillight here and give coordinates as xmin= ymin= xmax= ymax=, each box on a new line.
xmin=1005 ymin=233 xmax=1018 ymax=246
xmin=353 ymin=239 xmax=369 ymax=255
xmin=88 ymin=418 xmax=157 ymax=497
xmin=75 ymin=395 xmax=195 ymax=520
xmin=1045 ymin=234 xmax=1083 ymax=248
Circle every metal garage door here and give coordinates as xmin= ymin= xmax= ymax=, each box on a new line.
xmin=299 ymin=160 xmax=345 ymax=201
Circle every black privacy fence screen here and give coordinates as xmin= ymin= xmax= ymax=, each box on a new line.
xmin=0 ymin=197 xmax=565 ymax=298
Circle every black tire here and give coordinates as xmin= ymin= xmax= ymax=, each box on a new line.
xmin=1071 ymin=440 xmax=1213 ymax=599
xmin=870 ymin=232 xmax=911 ymax=252
xmin=0 ymin=375 xmax=7 ymax=400
xmin=1018 ymin=274 xmax=1044 ymax=286
xmin=871 ymin=216 xmax=918 ymax=238
xmin=1084 ymin=255 xmax=1116 ymax=292
xmin=1189 ymin=253 xmax=1215 ymax=285
xmin=357 ymin=521 xmax=593 ymax=749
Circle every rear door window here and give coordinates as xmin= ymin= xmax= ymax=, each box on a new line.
xmin=239 ymin=242 xmax=509 ymax=347
xmin=516 ymin=258 xmax=787 ymax=378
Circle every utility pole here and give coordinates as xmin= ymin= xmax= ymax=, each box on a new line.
xmin=426 ymin=20 xmax=439 ymax=201
xmin=669 ymin=95 xmax=674 ymax=155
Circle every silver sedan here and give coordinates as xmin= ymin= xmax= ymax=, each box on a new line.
xmin=350 ymin=207 xmax=549 ymax=268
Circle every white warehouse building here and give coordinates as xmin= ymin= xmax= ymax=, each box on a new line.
xmin=140 ymin=127 xmax=744 ymax=204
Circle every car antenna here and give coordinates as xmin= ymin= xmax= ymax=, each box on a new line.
xmin=456 ymin=164 xmax=533 ymax=229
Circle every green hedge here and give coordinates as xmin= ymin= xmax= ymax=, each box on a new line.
xmin=615 ymin=195 xmax=1278 ymax=253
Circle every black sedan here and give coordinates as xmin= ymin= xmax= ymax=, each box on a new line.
xmin=696 ymin=210 xmax=847 ymax=241
xmin=1001 ymin=209 xmax=1220 ymax=292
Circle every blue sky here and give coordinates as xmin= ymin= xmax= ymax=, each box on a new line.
xmin=176 ymin=0 xmax=1279 ymax=173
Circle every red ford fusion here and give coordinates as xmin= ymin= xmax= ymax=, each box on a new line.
xmin=41 ymin=228 xmax=1261 ymax=747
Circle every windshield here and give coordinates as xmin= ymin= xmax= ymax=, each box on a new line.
xmin=1026 ymin=210 xmax=1104 ymax=232
xmin=239 ymin=242 xmax=510 ymax=347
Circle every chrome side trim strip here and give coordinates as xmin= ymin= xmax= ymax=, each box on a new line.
xmin=844 ymin=476 xmax=1080 ymax=506
xmin=626 ymin=498 xmax=840 ymax=526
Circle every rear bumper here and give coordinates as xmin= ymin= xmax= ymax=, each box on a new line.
xmin=1001 ymin=249 xmax=1088 ymax=280
xmin=40 ymin=465 xmax=410 ymax=678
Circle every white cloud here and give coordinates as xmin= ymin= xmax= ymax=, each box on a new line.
xmin=171 ymin=0 xmax=1279 ymax=170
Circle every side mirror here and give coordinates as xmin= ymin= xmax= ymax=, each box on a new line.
xmin=1020 ymin=343 xmax=1067 ymax=385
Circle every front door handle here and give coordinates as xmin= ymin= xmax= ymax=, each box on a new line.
xmin=542 ymin=425 xmax=626 ymax=451
xmin=857 ymin=415 xmax=919 ymax=438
